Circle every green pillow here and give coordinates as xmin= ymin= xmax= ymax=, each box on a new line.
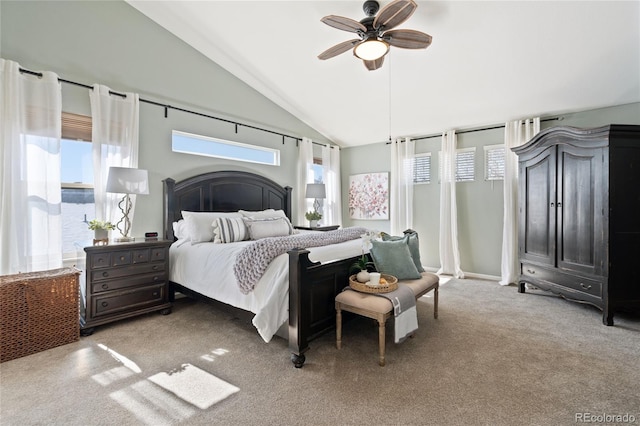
xmin=370 ymin=235 xmax=421 ymax=280
xmin=381 ymin=231 xmax=425 ymax=273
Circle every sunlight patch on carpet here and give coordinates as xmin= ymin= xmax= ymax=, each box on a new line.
xmin=148 ymin=363 xmax=239 ymax=409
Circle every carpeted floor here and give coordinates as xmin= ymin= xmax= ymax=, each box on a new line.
xmin=1 ymin=278 xmax=638 ymax=426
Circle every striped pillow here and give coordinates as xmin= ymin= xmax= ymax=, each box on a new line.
xmin=213 ymin=217 xmax=248 ymax=243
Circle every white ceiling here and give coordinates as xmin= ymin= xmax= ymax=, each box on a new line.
xmin=127 ymin=1 xmax=640 ymax=148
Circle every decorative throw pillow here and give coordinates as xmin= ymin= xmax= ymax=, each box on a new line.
xmin=181 ymin=211 xmax=243 ymax=244
xmin=370 ymin=235 xmax=422 ymax=280
xmin=381 ymin=231 xmax=425 ymax=273
xmin=239 ymin=209 xmax=294 ymax=234
xmin=244 ymin=217 xmax=292 ymax=240
xmin=172 ymin=219 xmax=189 ymax=240
xmin=213 ymin=217 xmax=248 ymax=243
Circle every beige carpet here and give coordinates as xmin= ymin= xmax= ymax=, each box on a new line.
xmin=1 ymin=278 xmax=638 ymax=426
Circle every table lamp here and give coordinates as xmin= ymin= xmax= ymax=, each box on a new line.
xmin=106 ymin=167 xmax=149 ymax=242
xmin=305 ymin=183 xmax=326 ymax=215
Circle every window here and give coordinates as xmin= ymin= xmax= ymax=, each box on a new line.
xmin=61 ymin=112 xmax=94 ymax=256
xmin=172 ymin=130 xmax=280 ymax=166
xmin=439 ymin=147 xmax=476 ymax=182
xmin=412 ymin=153 xmax=431 ymax=184
xmin=484 ymin=144 xmax=505 ymax=180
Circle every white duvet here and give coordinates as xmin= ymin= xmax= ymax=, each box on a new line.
xmin=169 ymin=231 xmax=363 ymax=342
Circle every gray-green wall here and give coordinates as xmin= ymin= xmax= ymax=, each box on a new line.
xmin=342 ymin=102 xmax=640 ymax=277
xmin=0 ymin=0 xmax=332 ymax=238
xmin=2 ymin=0 xmax=638 ymax=278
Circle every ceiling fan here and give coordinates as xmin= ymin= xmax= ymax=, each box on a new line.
xmin=318 ymin=0 xmax=432 ymax=71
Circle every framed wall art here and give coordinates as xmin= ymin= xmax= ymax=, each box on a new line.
xmin=348 ymin=172 xmax=389 ymax=220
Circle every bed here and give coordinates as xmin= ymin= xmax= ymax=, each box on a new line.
xmin=163 ymin=170 xmax=365 ymax=367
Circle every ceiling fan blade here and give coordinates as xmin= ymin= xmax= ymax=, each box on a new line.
xmin=373 ymin=0 xmax=417 ymax=31
xmin=318 ymin=39 xmax=360 ymax=60
xmin=363 ymin=56 xmax=385 ymax=71
xmin=321 ymin=15 xmax=367 ymax=33
xmin=384 ymin=29 xmax=432 ymax=49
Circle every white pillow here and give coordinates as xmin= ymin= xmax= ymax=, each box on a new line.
xmin=181 ymin=211 xmax=243 ymax=244
xmin=244 ymin=217 xmax=292 ymax=240
xmin=239 ymin=209 xmax=293 ymax=234
xmin=213 ymin=217 xmax=248 ymax=243
xmin=172 ymin=219 xmax=189 ymax=240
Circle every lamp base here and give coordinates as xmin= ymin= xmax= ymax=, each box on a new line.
xmin=113 ymin=236 xmax=135 ymax=243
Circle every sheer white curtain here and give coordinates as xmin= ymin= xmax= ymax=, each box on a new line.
xmin=437 ymin=130 xmax=464 ymax=278
xmin=0 ymin=59 xmax=63 ymax=274
xmin=390 ymin=137 xmax=415 ymax=235
xmin=296 ymin=137 xmax=314 ymax=226
xmin=321 ymin=144 xmax=342 ymax=226
xmin=500 ymin=118 xmax=540 ymax=285
xmin=90 ymin=84 xmax=140 ymax=227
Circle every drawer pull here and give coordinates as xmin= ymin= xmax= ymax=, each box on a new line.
xmin=152 ymin=265 xmax=159 ymax=270
xmin=101 ymin=301 xmax=108 ymax=307
xmin=153 ymin=292 xmax=158 ymax=297
xmin=120 ymin=256 xmax=125 ymax=261
xmin=526 ymin=268 xmax=535 ymax=274
xmin=102 ymin=272 xmax=109 ymax=278
xmin=580 ymin=283 xmax=592 ymax=290
xmin=153 ymin=276 xmax=159 ymax=281
xmin=101 ymin=284 xmax=109 ymax=290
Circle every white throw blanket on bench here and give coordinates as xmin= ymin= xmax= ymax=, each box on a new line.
xmin=376 ymin=284 xmax=418 ymax=343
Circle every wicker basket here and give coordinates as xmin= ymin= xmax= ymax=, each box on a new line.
xmin=0 ymin=267 xmax=81 ymax=363
xmin=349 ymin=274 xmax=398 ymax=294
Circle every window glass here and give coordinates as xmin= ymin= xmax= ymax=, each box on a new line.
xmin=438 ymin=148 xmax=476 ymax=182
xmin=61 ymin=112 xmax=94 ymax=256
xmin=484 ymin=144 xmax=505 ymax=180
xmin=172 ymin=130 xmax=280 ymax=166
xmin=413 ymin=153 xmax=431 ymax=184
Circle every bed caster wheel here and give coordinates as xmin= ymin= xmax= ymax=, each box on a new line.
xmin=291 ymin=353 xmax=306 ymax=368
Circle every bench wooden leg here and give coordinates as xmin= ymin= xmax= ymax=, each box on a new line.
xmin=434 ymin=286 xmax=439 ymax=319
xmin=336 ymin=305 xmax=342 ymax=350
xmin=378 ymin=316 xmax=386 ymax=367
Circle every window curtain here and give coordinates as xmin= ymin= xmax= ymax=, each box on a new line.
xmin=437 ymin=130 xmax=464 ymax=278
xmin=296 ymin=137 xmax=314 ymax=226
xmin=321 ymin=144 xmax=342 ymax=226
xmin=390 ymin=137 xmax=415 ymax=235
xmin=90 ymin=84 xmax=140 ymax=228
xmin=0 ymin=59 xmax=63 ymax=274
xmin=500 ymin=117 xmax=540 ymax=285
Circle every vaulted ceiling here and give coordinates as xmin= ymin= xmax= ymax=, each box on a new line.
xmin=127 ymin=1 xmax=640 ymax=147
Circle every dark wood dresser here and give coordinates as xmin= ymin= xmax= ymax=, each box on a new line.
xmin=82 ymin=239 xmax=172 ymax=334
xmin=513 ymin=125 xmax=640 ymax=325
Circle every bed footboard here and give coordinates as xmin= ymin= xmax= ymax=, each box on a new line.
xmin=288 ymin=248 xmax=360 ymax=368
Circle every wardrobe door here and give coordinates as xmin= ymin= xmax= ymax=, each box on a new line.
xmin=519 ymin=147 xmax=556 ymax=266
xmin=556 ymin=145 xmax=605 ymax=276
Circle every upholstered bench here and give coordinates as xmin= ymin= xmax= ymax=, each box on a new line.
xmin=335 ymin=272 xmax=439 ymax=366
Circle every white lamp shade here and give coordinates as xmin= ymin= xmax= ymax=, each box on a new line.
xmin=106 ymin=167 xmax=149 ymax=195
xmin=305 ymin=183 xmax=326 ymax=199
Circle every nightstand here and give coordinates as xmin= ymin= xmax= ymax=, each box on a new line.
xmin=81 ymin=239 xmax=172 ymax=335
xmin=295 ymin=225 xmax=340 ymax=231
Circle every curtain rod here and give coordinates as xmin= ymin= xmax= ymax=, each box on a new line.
xmin=407 ymin=117 xmax=561 ymax=142
xmin=18 ymin=67 xmax=321 ymax=147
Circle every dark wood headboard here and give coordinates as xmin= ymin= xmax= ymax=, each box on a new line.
xmin=163 ymin=170 xmax=293 ymax=240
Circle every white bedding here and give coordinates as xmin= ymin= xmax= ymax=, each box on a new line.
xmin=169 ymin=230 xmax=364 ymax=343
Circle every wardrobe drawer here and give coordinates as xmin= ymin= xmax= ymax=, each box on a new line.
xmin=521 ymin=263 xmax=602 ymax=298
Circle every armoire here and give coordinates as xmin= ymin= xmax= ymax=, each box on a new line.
xmin=512 ymin=125 xmax=640 ymax=325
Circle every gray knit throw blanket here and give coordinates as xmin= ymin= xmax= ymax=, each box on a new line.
xmin=234 ymin=227 xmax=368 ymax=294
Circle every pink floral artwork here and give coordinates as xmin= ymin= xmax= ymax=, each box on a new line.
xmin=348 ymin=173 xmax=389 ymax=220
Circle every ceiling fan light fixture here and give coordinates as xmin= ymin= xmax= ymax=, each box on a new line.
xmin=353 ymin=38 xmax=389 ymax=61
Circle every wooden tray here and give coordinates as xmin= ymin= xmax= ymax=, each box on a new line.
xmin=349 ymin=274 xmax=398 ymax=294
